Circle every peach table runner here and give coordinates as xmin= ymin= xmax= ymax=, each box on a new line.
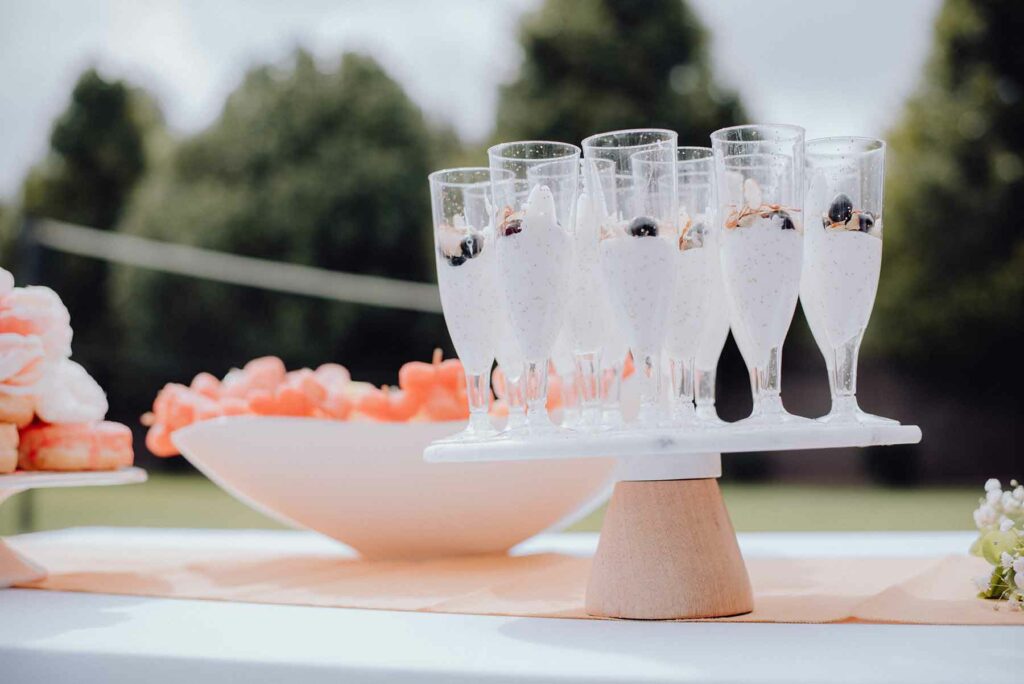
xmin=9 ymin=535 xmax=1023 ymax=625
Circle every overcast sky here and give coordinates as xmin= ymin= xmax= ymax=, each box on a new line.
xmin=0 ymin=0 xmax=942 ymax=200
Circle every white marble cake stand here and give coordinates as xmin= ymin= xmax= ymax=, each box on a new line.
xmin=426 ymin=422 xmax=922 ymax=620
xmin=0 ymin=467 xmax=147 ymax=587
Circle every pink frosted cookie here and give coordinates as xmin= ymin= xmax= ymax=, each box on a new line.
xmin=18 ymin=421 xmax=134 ymax=472
xmin=0 ymin=424 xmax=18 ymax=474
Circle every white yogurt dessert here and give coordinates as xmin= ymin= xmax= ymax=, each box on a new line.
xmin=665 ymin=245 xmax=710 ymax=361
xmin=566 ymin=192 xmax=610 ymax=352
xmin=798 ymin=242 xmax=834 ymax=377
xmin=720 ymin=213 xmax=803 ymax=370
xmin=805 ymin=225 xmax=883 ymax=349
xmin=493 ymin=272 xmax=528 ymax=430
xmin=497 ymin=185 xmax=571 ymax=361
xmin=435 ymin=217 xmax=498 ymax=375
xmin=600 ymin=217 xmax=677 ymax=427
xmin=693 ymin=214 xmax=731 ymax=423
xmin=600 ymin=229 xmax=676 ymax=358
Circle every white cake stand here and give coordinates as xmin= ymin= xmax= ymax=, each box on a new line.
xmin=426 ymin=422 xmax=922 ymax=620
xmin=0 ymin=467 xmax=147 ymax=587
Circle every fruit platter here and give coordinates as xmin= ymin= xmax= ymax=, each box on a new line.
xmin=142 ymin=350 xmax=619 ymax=560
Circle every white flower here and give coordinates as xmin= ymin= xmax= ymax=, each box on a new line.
xmin=985 ymin=478 xmax=1002 ymax=492
xmin=1002 ymin=552 xmax=1015 ymax=569
xmin=1014 ymin=557 xmax=1024 ymax=574
xmin=974 ymin=504 xmax=998 ymax=528
xmin=974 ymin=575 xmax=991 ymax=591
xmin=1014 ymin=486 xmax=1024 ymax=502
xmin=986 ymin=489 xmax=1002 ymax=505
xmin=1000 ymin=517 xmax=1015 ymax=532
xmin=1004 ymin=492 xmax=1022 ymax=513
xmin=1016 ymin=572 xmax=1024 ymax=590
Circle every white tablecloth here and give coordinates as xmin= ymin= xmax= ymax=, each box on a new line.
xmin=1 ymin=528 xmax=1021 ymax=683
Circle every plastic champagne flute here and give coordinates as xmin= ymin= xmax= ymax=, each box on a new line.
xmin=801 ymin=136 xmax=895 ymax=425
xmin=428 ymin=167 xmax=516 ymax=441
xmin=711 ymin=124 xmax=810 ymax=427
xmin=530 ymin=157 xmax=618 ymax=429
xmin=493 ymin=294 xmax=527 ymax=434
xmin=583 ymin=129 xmax=679 ymax=429
xmin=693 ymin=164 xmax=733 ymax=426
xmin=632 ymin=146 xmax=715 ymax=427
xmin=488 ymin=141 xmax=580 ymax=433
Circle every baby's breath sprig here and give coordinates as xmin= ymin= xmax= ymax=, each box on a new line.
xmin=971 ymin=478 xmax=1024 ymax=609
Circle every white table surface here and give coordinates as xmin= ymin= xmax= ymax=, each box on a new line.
xmin=1 ymin=528 xmax=1021 ymax=684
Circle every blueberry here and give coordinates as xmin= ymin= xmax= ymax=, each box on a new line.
xmin=628 ymin=216 xmax=658 ymax=237
xmin=772 ymin=210 xmax=796 ymax=231
xmin=461 ymin=233 xmax=483 ymax=258
xmin=502 ymin=219 xmax=522 ymax=236
xmin=828 ymin=193 xmax=854 ymax=224
xmin=857 ymin=212 xmax=875 ymax=233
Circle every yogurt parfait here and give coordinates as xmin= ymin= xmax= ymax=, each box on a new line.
xmin=428 ymin=167 xmax=515 ymax=441
xmin=802 ymin=137 xmax=895 ymax=425
xmin=489 ymin=141 xmax=580 ymax=433
xmin=694 ymin=220 xmax=732 ymax=425
xmin=584 ymin=128 xmax=679 ymax=427
xmin=533 ymin=157 xmax=617 ymax=428
xmin=711 ymin=123 xmax=808 ymax=426
xmin=667 ymin=148 xmax=717 ymax=426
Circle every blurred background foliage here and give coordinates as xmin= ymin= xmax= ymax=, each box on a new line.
xmin=495 ymin=0 xmax=745 ymax=144
xmin=12 ymin=70 xmax=168 ymax=400
xmin=0 ymin=0 xmax=1020 ymax=484
xmin=108 ymin=51 xmax=449 ymax=410
xmin=871 ymin=0 xmax=1023 ymax=384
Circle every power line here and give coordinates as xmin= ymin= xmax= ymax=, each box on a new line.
xmin=30 ymin=218 xmax=443 ymax=314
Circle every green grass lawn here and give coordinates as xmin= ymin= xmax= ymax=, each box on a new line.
xmin=0 ymin=473 xmax=978 ymax=536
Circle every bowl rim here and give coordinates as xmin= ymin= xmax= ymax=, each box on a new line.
xmin=171 ymin=415 xmax=469 ymax=450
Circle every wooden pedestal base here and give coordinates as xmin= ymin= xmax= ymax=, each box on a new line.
xmin=585 ymin=478 xmax=753 ymax=620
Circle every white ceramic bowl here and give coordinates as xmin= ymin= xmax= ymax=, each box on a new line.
xmin=172 ymin=417 xmax=615 ymax=560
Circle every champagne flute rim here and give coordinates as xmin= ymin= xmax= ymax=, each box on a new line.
xmin=428 ymin=166 xmax=515 ymax=187
xmin=806 ymin=136 xmax=886 ymax=156
xmin=487 ymin=140 xmax=581 ymax=162
xmin=582 ymin=128 xmax=677 ymax=151
xmin=711 ymin=123 xmax=805 ymax=145
xmin=632 ymin=146 xmax=713 ymax=168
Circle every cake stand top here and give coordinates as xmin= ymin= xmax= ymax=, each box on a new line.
xmin=424 ymin=422 xmax=922 ymax=466
xmin=0 ymin=467 xmax=147 ymax=493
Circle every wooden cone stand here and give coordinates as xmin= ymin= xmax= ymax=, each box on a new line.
xmin=426 ymin=422 xmax=921 ymax=621
xmin=586 ymin=478 xmax=753 ymax=620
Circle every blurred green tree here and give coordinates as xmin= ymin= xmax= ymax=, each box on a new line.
xmin=112 ymin=51 xmax=449 ymax=406
xmin=16 ymin=69 xmax=165 ymax=387
xmin=495 ymin=0 xmax=746 ymax=145
xmin=870 ymin=0 xmax=1024 ymax=382
xmin=22 ymin=69 xmax=163 ymax=232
